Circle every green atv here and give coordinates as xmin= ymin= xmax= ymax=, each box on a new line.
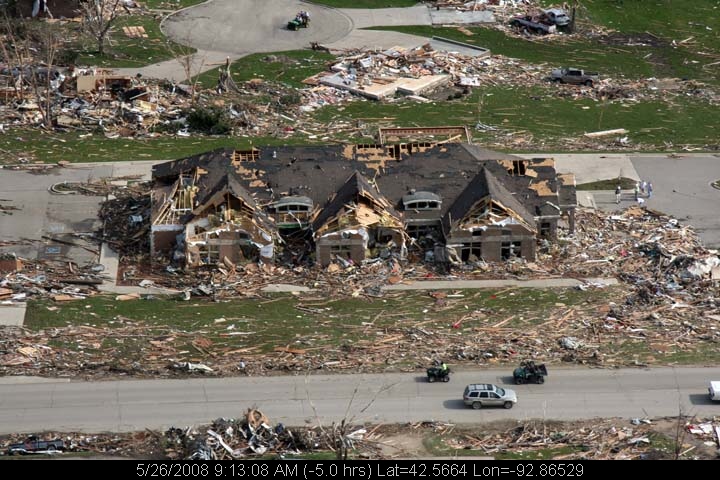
xmin=287 ymin=17 xmax=308 ymax=31
xmin=513 ymin=360 xmax=548 ymax=384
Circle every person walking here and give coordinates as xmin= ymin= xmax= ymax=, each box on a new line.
xmin=641 ymin=180 xmax=647 ymax=195
xmin=647 ymin=182 xmax=653 ymax=198
xmin=634 ymin=182 xmax=640 ymax=201
xmin=615 ymin=184 xmax=622 ymax=204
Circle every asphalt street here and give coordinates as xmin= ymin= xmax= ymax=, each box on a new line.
xmin=0 ymin=367 xmax=717 ymax=433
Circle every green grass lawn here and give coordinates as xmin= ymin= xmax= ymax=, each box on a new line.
xmin=309 ymin=0 xmax=419 ymax=8
xmin=22 ymin=284 xmax=720 ymax=367
xmin=367 ymin=25 xmax=718 ymax=86
xmin=0 ymin=129 xmax=312 ymax=164
xmin=25 ymin=287 xmax=610 ymax=359
xmin=194 ymin=50 xmax=337 ymax=90
xmin=577 ymin=177 xmax=637 ymax=191
xmin=313 ymin=86 xmax=720 ymax=150
xmin=75 ymin=15 xmax=193 ymax=68
xmin=558 ymin=0 xmax=720 ymax=53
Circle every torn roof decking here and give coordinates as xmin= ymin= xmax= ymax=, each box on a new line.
xmin=442 ymin=167 xmax=537 ymax=235
xmin=152 ymin=143 xmax=572 ymax=228
xmin=311 ymin=171 xmax=402 ymax=235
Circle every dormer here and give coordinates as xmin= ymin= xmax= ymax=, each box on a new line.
xmin=268 ymin=195 xmax=313 ymax=213
xmin=402 ymin=190 xmax=442 ymax=211
xmin=268 ymin=196 xmax=314 ymax=229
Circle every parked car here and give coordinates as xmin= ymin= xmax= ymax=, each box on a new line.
xmin=463 ymin=383 xmax=517 ymax=409
xmin=550 ymin=67 xmax=599 ymax=86
xmin=710 ymin=381 xmax=720 ymax=401
xmin=543 ymin=8 xmax=570 ymax=27
xmin=6 ymin=436 xmax=65 ymax=455
xmin=509 ymin=15 xmax=556 ymax=35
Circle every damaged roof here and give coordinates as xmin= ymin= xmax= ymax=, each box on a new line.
xmin=152 ymin=142 xmax=575 ymax=230
xmin=311 ymin=171 xmax=401 ymax=232
xmin=443 ymin=166 xmax=537 ymax=234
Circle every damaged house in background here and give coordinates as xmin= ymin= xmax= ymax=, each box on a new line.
xmin=151 ymin=164 xmax=278 ymax=268
xmin=149 ymin=142 xmax=576 ymax=268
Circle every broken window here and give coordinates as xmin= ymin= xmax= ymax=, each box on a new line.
xmin=330 ymin=245 xmax=351 ymax=254
xmin=472 ymin=229 xmax=483 ymax=237
xmin=540 ymin=222 xmax=551 ymax=238
xmin=276 ymin=204 xmax=309 ymax=213
xmin=376 ymin=230 xmax=394 ymax=244
xmin=461 ymin=246 xmax=482 ymax=262
xmin=501 ymin=241 xmax=522 ymax=260
xmin=402 ymin=191 xmax=441 ymax=211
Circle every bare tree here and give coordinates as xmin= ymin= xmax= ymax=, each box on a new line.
xmin=81 ymin=0 xmax=124 ymax=56
xmin=31 ymin=21 xmax=62 ymax=128
xmin=165 ymin=38 xmax=211 ymax=104
xmin=305 ymin=375 xmax=397 ymax=460
xmin=0 ymin=15 xmax=61 ymax=128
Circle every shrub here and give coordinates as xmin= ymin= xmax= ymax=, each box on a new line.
xmin=185 ymin=106 xmax=231 ymax=135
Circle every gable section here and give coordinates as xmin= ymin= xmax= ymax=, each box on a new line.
xmin=312 ymin=171 xmax=402 ymax=236
xmin=457 ymin=197 xmax=535 ymax=232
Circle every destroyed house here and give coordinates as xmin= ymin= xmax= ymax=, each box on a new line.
xmin=311 ymin=171 xmax=406 ymax=267
xmin=151 ymin=154 xmax=278 ymax=267
xmin=442 ymin=167 xmax=538 ymax=262
xmin=151 ymin=143 xmax=576 ymax=267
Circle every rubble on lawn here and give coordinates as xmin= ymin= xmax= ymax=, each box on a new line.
xmin=2 ymin=27 xmax=718 ymax=159
xmin=2 ymin=415 xmax=718 ymax=459
xmin=0 ymin=252 xmax=104 ymax=306
xmin=432 ymin=417 xmax=720 ymax=459
xmin=2 ymin=205 xmax=719 ymax=379
xmin=2 ymin=31 xmax=718 ymax=163
xmin=165 ymin=409 xmax=331 ymax=460
xmin=0 ymin=408 xmax=378 ymax=459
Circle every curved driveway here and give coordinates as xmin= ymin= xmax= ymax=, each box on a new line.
xmin=115 ymin=1 xmax=433 ymax=81
xmin=163 ymin=0 xmax=353 ymax=54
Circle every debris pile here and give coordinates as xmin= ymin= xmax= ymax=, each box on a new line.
xmin=434 ymin=417 xmax=720 ymax=459
xmin=2 ymin=416 xmax=718 ymax=459
xmin=3 ymin=203 xmax=719 ymax=378
xmin=0 ymin=254 xmax=103 ymax=306
xmin=165 ymin=409 xmax=325 ymax=460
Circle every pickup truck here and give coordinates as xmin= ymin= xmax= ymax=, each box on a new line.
xmin=6 ymin=436 xmax=65 ymax=455
xmin=509 ymin=15 xmax=556 ymax=35
xmin=550 ymin=68 xmax=599 ymax=86
xmin=543 ymin=8 xmax=570 ymax=27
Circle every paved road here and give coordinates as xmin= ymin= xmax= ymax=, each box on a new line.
xmin=0 ymin=367 xmax=717 ymax=434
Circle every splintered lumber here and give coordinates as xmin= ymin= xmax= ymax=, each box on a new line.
xmin=583 ymin=128 xmax=628 ymax=138
xmin=273 ymin=346 xmax=307 ymax=355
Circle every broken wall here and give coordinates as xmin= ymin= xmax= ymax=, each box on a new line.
xmin=447 ymin=223 xmax=536 ymax=261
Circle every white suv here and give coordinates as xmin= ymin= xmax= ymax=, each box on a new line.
xmin=463 ymin=384 xmax=517 ymax=409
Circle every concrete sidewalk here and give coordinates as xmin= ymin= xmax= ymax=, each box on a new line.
xmin=383 ymin=277 xmax=617 ymax=290
xmin=0 ymin=304 xmax=26 ymax=326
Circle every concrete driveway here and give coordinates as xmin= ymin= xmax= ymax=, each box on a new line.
xmin=162 ymin=0 xmax=353 ymax=54
xmin=631 ymin=154 xmax=720 ymax=248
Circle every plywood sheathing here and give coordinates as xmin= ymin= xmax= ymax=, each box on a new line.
xmin=528 ymin=179 xmax=556 ymax=197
